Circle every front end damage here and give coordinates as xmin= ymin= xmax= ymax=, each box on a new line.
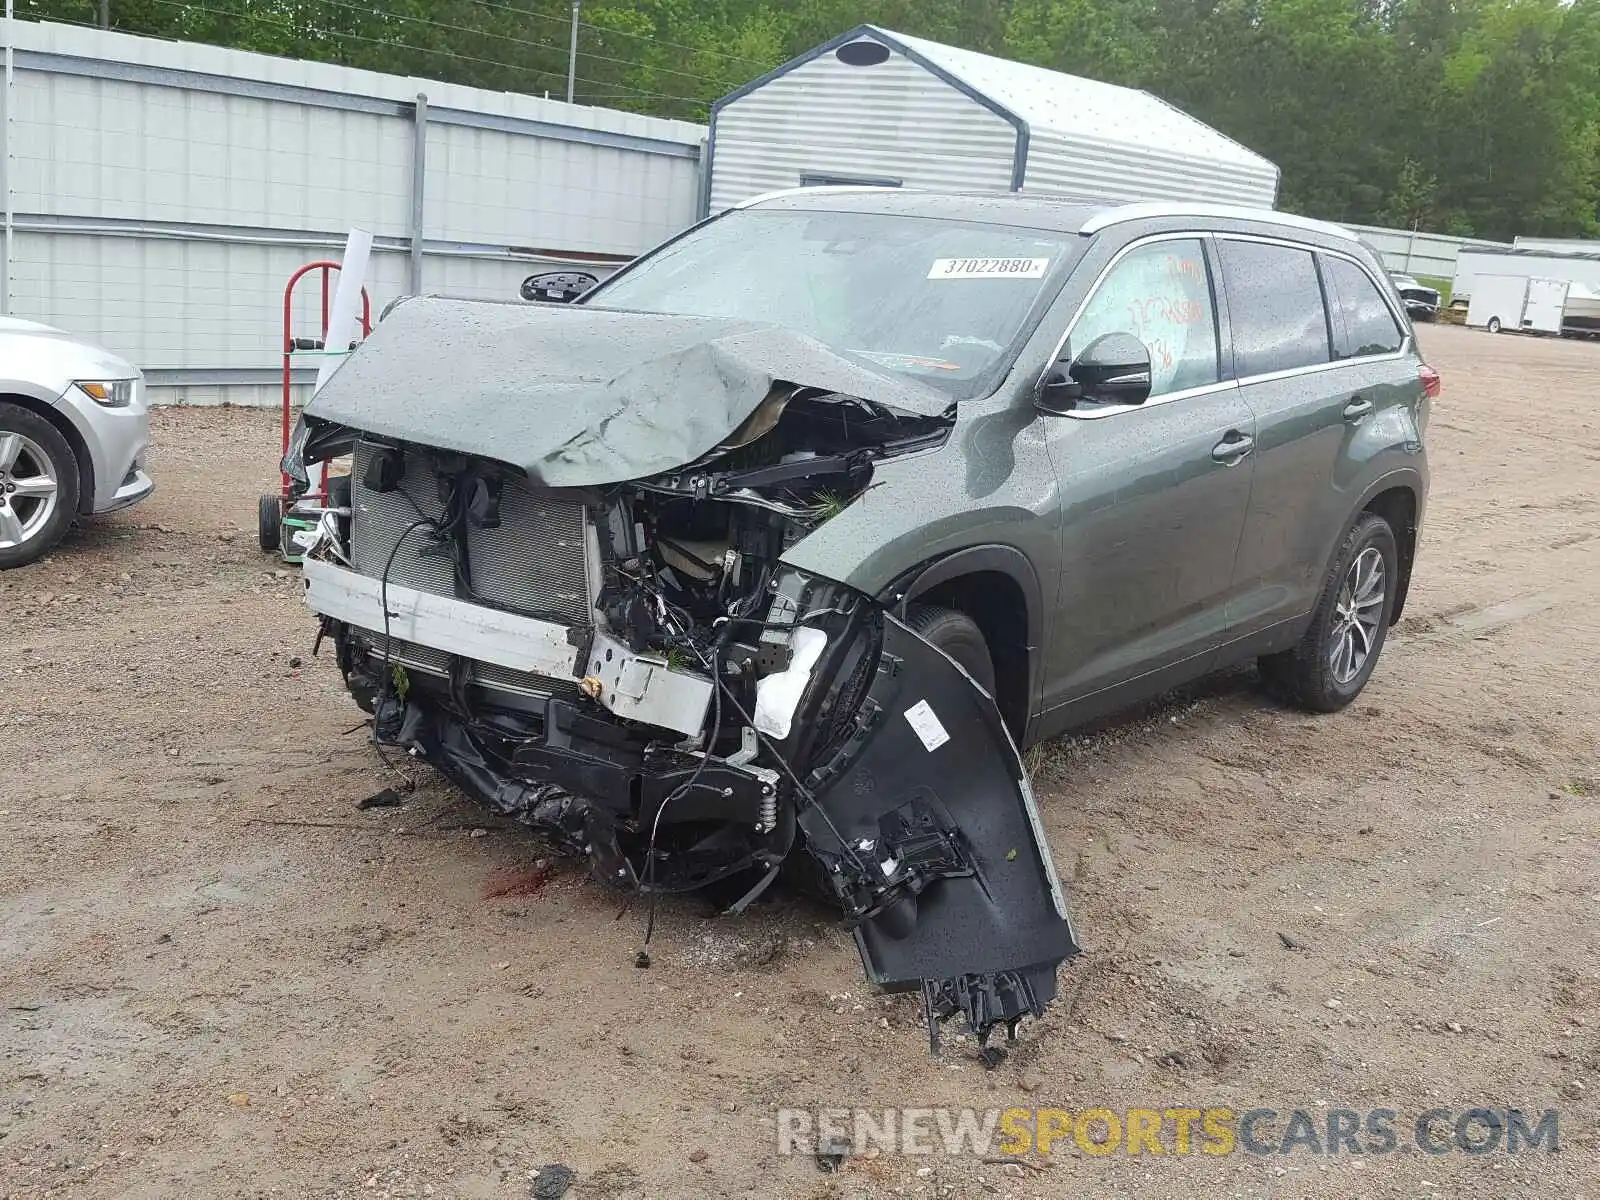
xmin=290 ymin=298 xmax=1078 ymax=1054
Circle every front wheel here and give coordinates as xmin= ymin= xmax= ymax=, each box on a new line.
xmin=903 ymin=603 xmax=997 ymax=697
xmin=1260 ymin=512 xmax=1398 ymax=713
xmin=0 ymin=402 xmax=80 ymax=569
xmin=1486 ymin=316 xmax=1502 ymax=333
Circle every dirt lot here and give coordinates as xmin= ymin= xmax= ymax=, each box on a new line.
xmin=2 ymin=322 xmax=1597 ymax=1200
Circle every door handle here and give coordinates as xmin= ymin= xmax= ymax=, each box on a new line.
xmin=1211 ymin=431 xmax=1254 ymax=465
xmin=1343 ymin=397 xmax=1374 ymax=422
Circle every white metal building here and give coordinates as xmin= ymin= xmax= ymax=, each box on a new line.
xmin=1 ymin=21 xmax=706 ymax=406
xmin=1345 ymin=224 xmax=1510 ymax=282
xmin=705 ymin=25 xmax=1279 ymax=214
xmin=1453 ymin=245 xmax=1600 ymax=302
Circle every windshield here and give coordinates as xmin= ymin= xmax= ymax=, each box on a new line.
xmin=585 ymin=208 xmax=1078 ymax=400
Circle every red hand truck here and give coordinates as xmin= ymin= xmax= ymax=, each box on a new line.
xmin=258 ymin=260 xmax=372 ymax=557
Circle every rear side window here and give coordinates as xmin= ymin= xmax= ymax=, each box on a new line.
xmin=1068 ymin=238 xmax=1220 ymax=397
xmin=1216 ymin=240 xmax=1331 ymax=376
xmin=1323 ymin=257 xmax=1405 ymax=358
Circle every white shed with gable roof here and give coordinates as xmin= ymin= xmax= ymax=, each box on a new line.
xmin=706 ymin=25 xmax=1279 ymax=214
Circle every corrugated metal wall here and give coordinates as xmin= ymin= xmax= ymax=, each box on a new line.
xmin=1 ymin=21 xmax=707 ymax=406
xmin=1024 ymin=134 xmax=1275 ymax=207
xmin=1344 ymin=223 xmax=1511 ymax=283
xmin=708 ymin=48 xmax=1018 ymax=212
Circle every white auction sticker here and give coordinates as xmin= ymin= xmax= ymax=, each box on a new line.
xmin=903 ymin=699 xmax=951 ymax=752
xmin=927 ymin=256 xmax=1050 ymax=280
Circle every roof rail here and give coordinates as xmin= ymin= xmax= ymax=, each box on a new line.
xmin=1079 ymin=202 xmax=1357 ymax=242
xmin=734 ymin=184 xmax=904 ymax=209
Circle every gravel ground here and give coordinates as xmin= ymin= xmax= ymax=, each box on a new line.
xmin=2 ymin=323 xmax=1597 ymax=1200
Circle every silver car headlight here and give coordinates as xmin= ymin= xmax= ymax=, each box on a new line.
xmin=74 ymin=379 xmax=135 ymax=408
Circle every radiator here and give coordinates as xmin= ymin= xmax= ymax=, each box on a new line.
xmin=348 ymin=439 xmax=594 ymax=700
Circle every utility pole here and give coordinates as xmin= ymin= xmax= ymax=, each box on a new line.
xmin=99 ymin=0 xmax=108 ymax=29
xmin=3 ymin=0 xmax=12 ymax=315
xmin=565 ymin=0 xmax=578 ymax=103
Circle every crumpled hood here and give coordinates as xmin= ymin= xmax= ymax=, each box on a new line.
xmin=304 ymin=295 xmax=952 ymax=487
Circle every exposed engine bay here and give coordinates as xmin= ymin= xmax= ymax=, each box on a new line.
xmin=288 ymin=297 xmax=1078 ymax=1058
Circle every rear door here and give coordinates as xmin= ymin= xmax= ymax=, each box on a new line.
xmin=1525 ymin=277 xmax=1570 ymax=332
xmin=1041 ymin=234 xmax=1257 ymax=715
xmin=1466 ymin=275 xmax=1528 ymax=331
xmin=1226 ymin=241 xmax=1412 ymax=640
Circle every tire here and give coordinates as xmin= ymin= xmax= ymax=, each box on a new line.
xmin=0 ymin=402 xmax=80 ymax=569
xmin=258 ymin=492 xmax=282 ymax=554
xmin=1260 ymin=512 xmax=1398 ymax=713
xmin=1487 ymin=317 xmax=1502 ymax=333
xmin=903 ymin=603 xmax=997 ymax=697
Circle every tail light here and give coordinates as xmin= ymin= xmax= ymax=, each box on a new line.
xmin=1418 ymin=363 xmax=1441 ymax=399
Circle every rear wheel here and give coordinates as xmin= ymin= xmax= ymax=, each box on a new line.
xmin=1260 ymin=512 xmax=1398 ymax=713
xmin=0 ymin=402 xmax=79 ymax=569
xmin=903 ymin=603 xmax=997 ymax=698
xmin=1487 ymin=316 xmax=1502 ymax=333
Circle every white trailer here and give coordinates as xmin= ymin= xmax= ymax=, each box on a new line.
xmin=1466 ymin=274 xmax=1570 ymax=334
xmin=1513 ymin=235 xmax=1600 ymax=254
xmin=706 ymin=25 xmax=1279 ymax=214
xmin=1453 ymin=245 xmax=1600 ymax=304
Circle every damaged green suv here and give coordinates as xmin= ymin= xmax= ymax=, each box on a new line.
xmin=287 ymin=190 xmax=1432 ymax=1054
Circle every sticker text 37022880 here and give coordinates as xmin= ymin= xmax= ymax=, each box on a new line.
xmin=927 ymin=257 xmax=1051 ymax=281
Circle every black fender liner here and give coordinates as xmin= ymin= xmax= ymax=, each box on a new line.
xmin=1356 ymin=468 xmax=1425 ymax=623
xmin=799 ymin=612 xmax=1078 ymax=1054
xmin=883 ymin=544 xmax=1046 ymax=739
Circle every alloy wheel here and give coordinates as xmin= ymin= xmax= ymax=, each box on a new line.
xmin=0 ymin=430 xmax=61 ymax=551
xmin=1328 ymin=546 xmax=1385 ymax=684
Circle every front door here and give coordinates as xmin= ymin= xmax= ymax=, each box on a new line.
xmin=1038 ymin=235 xmax=1256 ymax=722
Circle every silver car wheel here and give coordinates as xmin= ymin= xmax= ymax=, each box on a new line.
xmin=1328 ymin=546 xmax=1385 ymax=684
xmin=0 ymin=430 xmax=61 ymax=551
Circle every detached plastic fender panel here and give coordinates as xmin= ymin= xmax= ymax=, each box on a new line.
xmin=799 ymin=614 xmax=1079 ymax=1050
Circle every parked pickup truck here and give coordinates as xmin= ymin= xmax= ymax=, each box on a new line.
xmin=1391 ymin=273 xmax=1442 ymax=320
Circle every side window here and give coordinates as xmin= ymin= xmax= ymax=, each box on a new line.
xmin=1323 ymin=257 xmax=1405 ymax=359
xmin=1216 ymin=240 xmax=1331 ymax=376
xmin=1069 ymin=238 xmax=1220 ymax=398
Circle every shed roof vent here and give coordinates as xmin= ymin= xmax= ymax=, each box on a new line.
xmin=835 ymin=39 xmax=891 ymax=67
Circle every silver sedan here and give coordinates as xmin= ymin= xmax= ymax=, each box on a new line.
xmin=0 ymin=316 xmax=152 ymax=567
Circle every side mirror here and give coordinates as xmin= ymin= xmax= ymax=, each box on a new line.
xmin=1037 ymin=367 xmax=1082 ymax=415
xmin=1037 ymin=332 xmax=1153 ymax=413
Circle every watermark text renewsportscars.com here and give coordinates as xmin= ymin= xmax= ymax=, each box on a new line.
xmin=778 ymin=1106 xmax=1561 ymax=1158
